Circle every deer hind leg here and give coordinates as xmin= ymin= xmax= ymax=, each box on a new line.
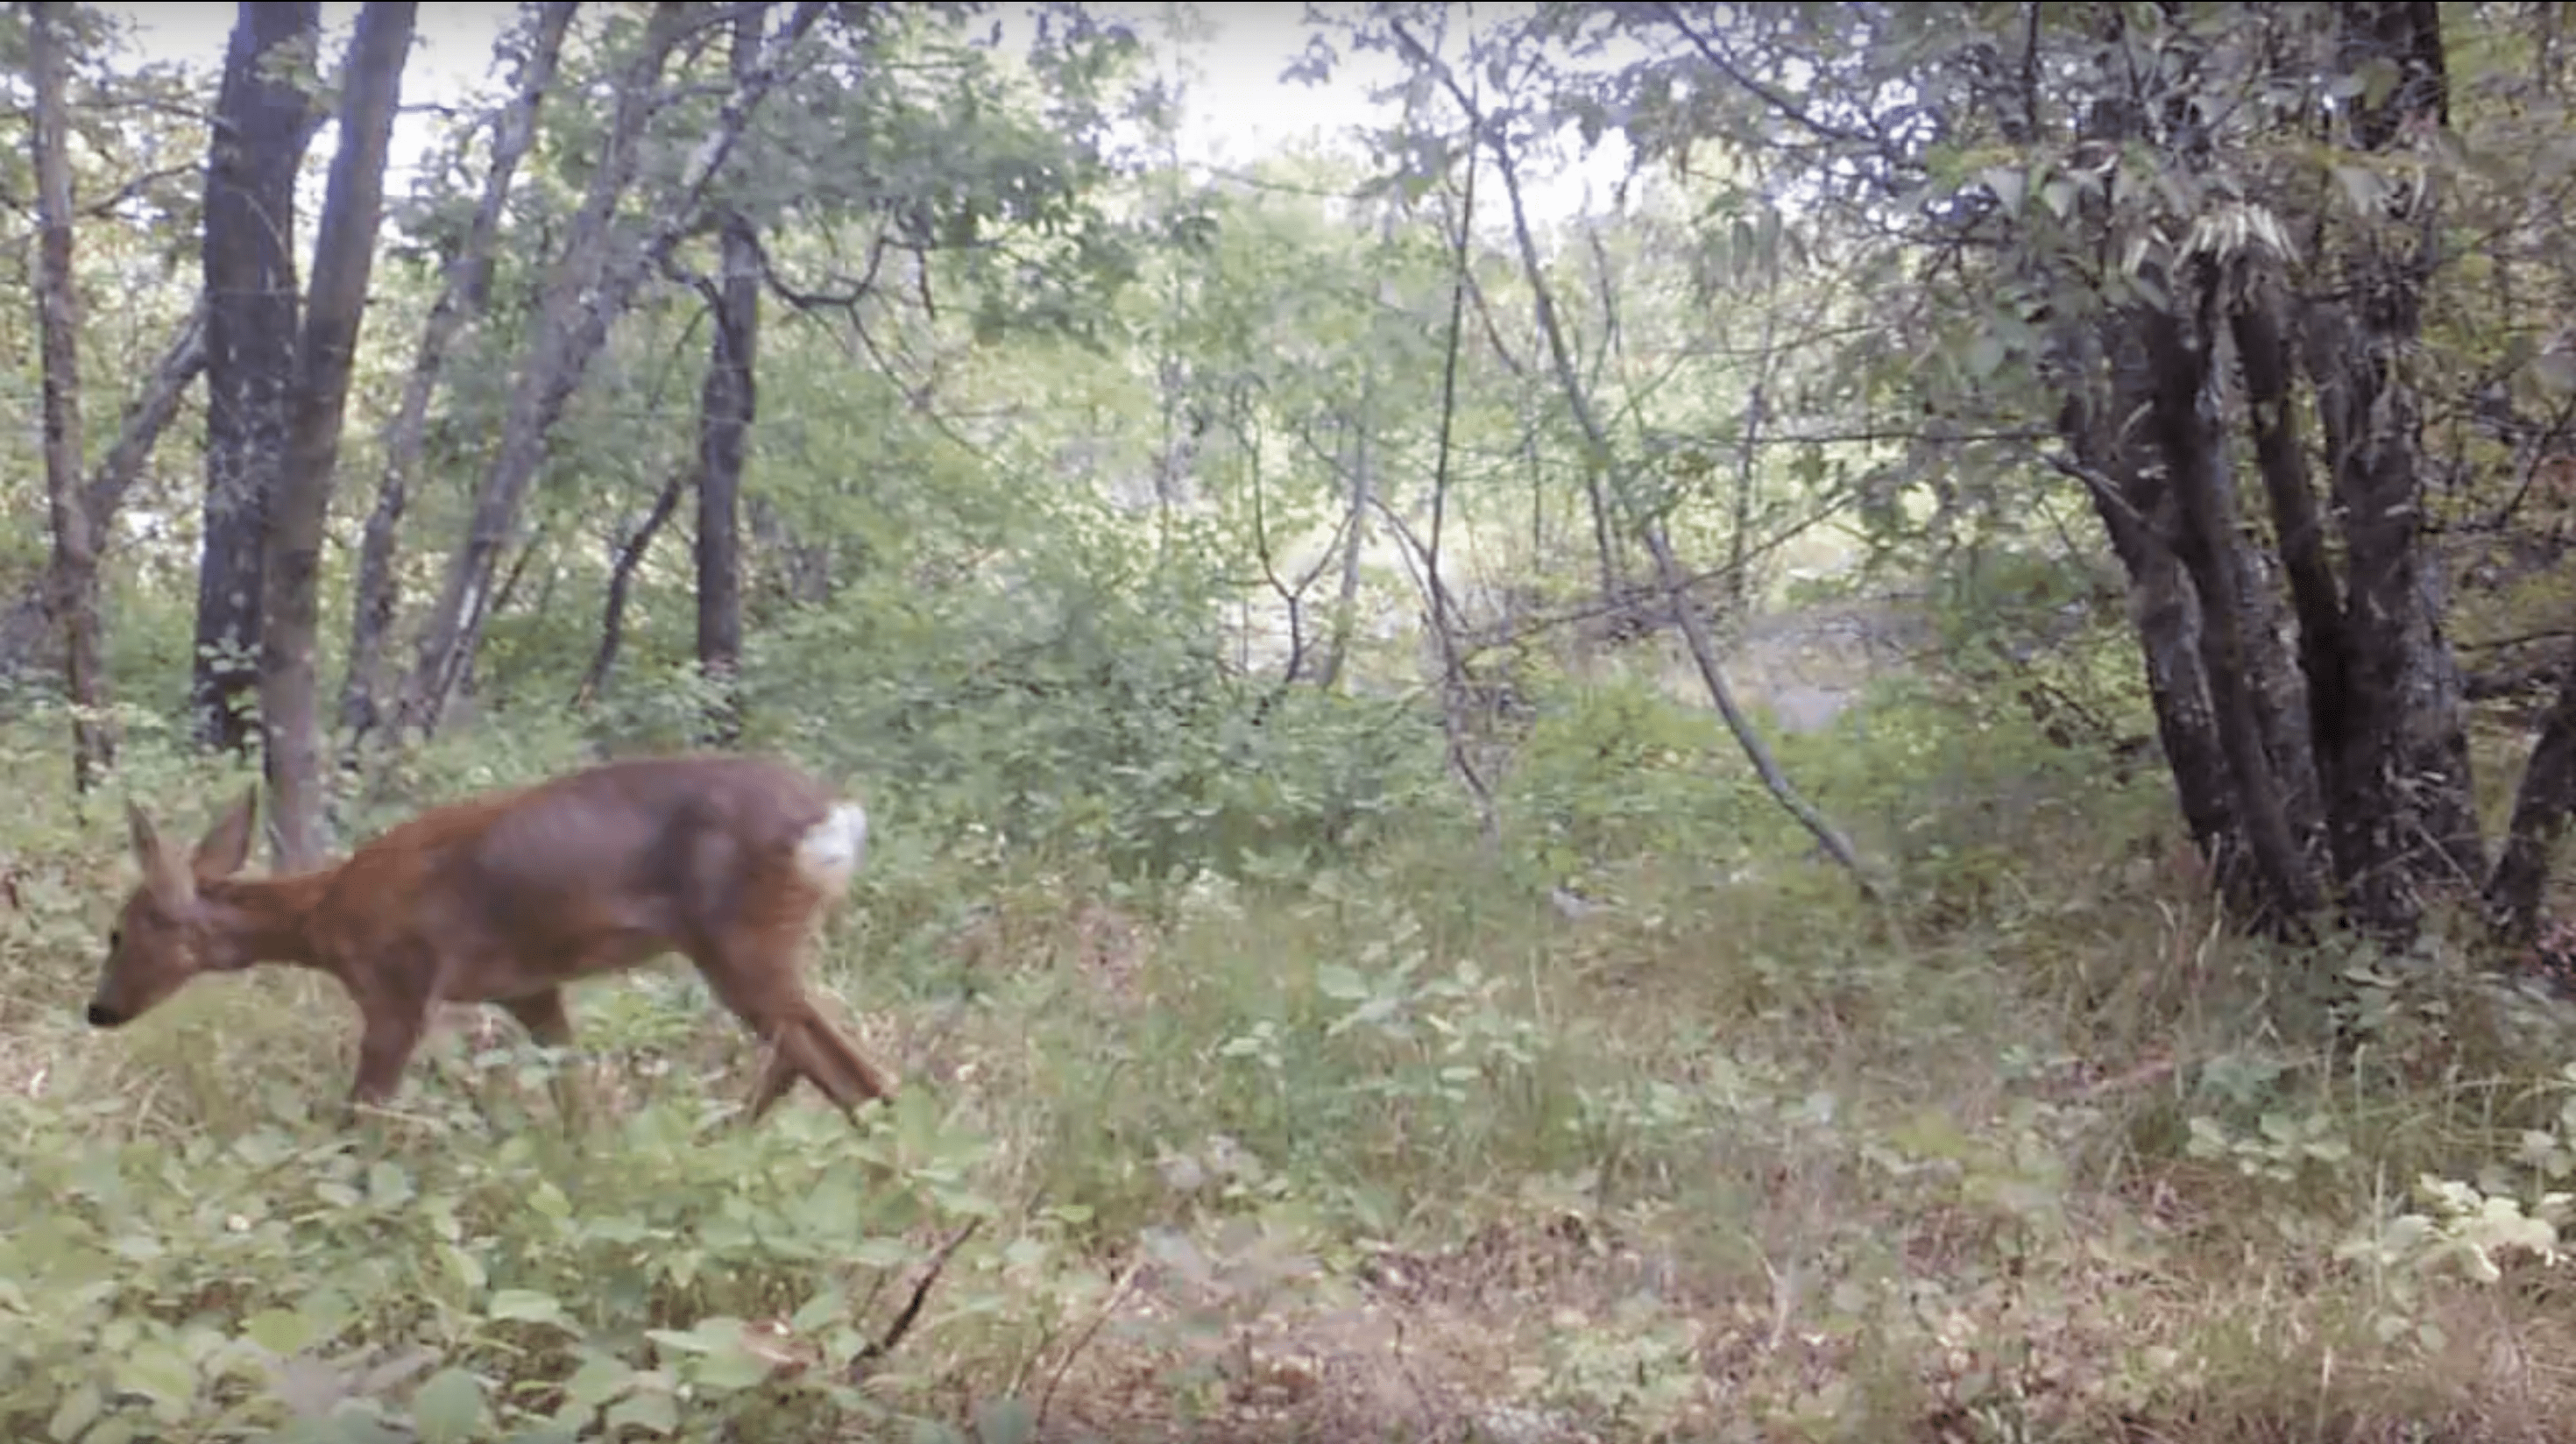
xmin=496 ymin=989 xmax=587 ymax=1128
xmin=696 ymin=933 xmax=895 ymax=1125
xmin=744 ymin=1002 xmax=897 ymax=1123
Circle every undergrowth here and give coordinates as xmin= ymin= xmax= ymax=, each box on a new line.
xmin=3 ymin=696 xmax=2575 ymax=1443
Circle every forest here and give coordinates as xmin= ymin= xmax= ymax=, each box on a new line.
xmin=5 ymin=1 xmax=2576 ymax=1439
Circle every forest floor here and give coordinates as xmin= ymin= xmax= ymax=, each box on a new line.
xmin=7 ymin=742 xmax=2576 ymax=1441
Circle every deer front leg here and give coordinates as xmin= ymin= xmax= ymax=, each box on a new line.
xmin=498 ymin=989 xmax=587 ymax=1129
xmin=347 ymin=999 xmax=428 ymax=1120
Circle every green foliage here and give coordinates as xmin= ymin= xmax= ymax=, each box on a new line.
xmin=736 ymin=548 xmax=1454 ymax=891
xmin=1500 ymin=672 xmax=1762 ymax=886
xmin=0 ymin=1056 xmax=991 ymax=1441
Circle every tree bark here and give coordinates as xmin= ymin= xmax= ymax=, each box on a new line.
xmin=2487 ymin=640 xmax=2576 ymax=946
xmin=694 ymin=6 xmax=765 ymax=747
xmin=573 ymin=467 xmax=687 ymax=709
xmin=258 ymin=0 xmax=414 ymax=868
xmin=30 ymin=0 xmax=115 ymax=791
xmin=1313 ymin=418 xmax=1371 ymax=694
xmin=2305 ymin=0 xmax=2480 ymax=939
xmin=2051 ymin=283 xmax=2256 ymax=916
xmin=694 ymin=214 xmax=756 ymax=745
xmin=195 ymin=1 xmax=321 ymax=754
xmin=399 ymin=0 xmax=826 ymax=740
xmin=2140 ymin=282 xmax=2324 ymax=925
xmin=340 ymin=0 xmax=577 ymax=757
xmin=2229 ymin=286 xmax=2336 ymax=844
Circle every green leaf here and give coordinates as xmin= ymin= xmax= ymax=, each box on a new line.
xmin=45 ymin=1382 xmax=102 ymax=1443
xmin=1965 ymin=332 xmax=2005 ymax=379
xmin=1314 ymin=963 xmax=1368 ymax=999
xmin=442 ymin=1244 xmax=487 ymax=1293
xmin=241 ymin=1306 xmax=314 ymax=1356
xmin=561 ymin=1355 xmax=637 ymax=1413
xmin=605 ymin=1388 xmax=678 ymax=1436
xmin=690 ymin=1338 xmax=777 ymax=1395
xmin=488 ymin=1288 xmax=567 ymax=1327
xmin=368 ymin=1160 xmax=414 ymax=1207
xmin=790 ymin=1286 xmax=849 ymax=1333
xmin=110 ymin=1337 xmax=197 ymax=1412
xmin=1978 ymin=165 xmax=2025 ymax=215
xmin=412 ymin=1368 xmax=487 ymax=1444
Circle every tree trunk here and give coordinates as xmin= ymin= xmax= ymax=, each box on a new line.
xmin=30 ymin=0 xmax=114 ymax=792
xmin=1313 ymin=421 xmax=1371 ymax=694
xmin=1727 ymin=314 xmax=1775 ymax=619
xmin=572 ymin=466 xmax=687 ymax=709
xmin=395 ymin=0 xmax=691 ymax=740
xmin=1646 ymin=520 xmax=1879 ymax=895
xmin=694 ymin=4 xmax=765 ymax=747
xmin=399 ymin=0 xmax=826 ymax=740
xmin=2487 ymin=640 xmax=2576 ymax=946
xmin=2050 ymin=286 xmax=2260 ymax=916
xmin=2228 ymin=286 xmax=2337 ymax=847
xmin=340 ymin=0 xmax=577 ymax=757
xmin=195 ymin=1 xmax=320 ymax=754
xmin=2304 ymin=0 xmax=2480 ymax=940
xmin=2140 ymin=281 xmax=2324 ymax=924
xmin=258 ymin=0 xmax=414 ymax=868
xmin=694 ymin=211 xmax=757 ymax=745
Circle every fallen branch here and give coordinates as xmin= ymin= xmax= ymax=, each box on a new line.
xmin=850 ymin=1216 xmax=984 ymax=1379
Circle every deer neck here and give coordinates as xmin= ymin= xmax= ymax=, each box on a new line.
xmin=198 ymin=869 xmax=336 ymax=971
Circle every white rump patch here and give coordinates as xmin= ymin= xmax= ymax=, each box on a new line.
xmin=794 ymin=802 xmax=870 ymax=895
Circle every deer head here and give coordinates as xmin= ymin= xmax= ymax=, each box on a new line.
xmin=86 ymin=787 xmax=260 ymax=1030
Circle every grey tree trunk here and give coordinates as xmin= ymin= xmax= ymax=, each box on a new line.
xmin=30 ymin=0 xmax=114 ymax=791
xmin=694 ymin=210 xmax=758 ymax=746
xmin=258 ymin=0 xmax=415 ymax=867
xmin=695 ymin=6 xmax=765 ymax=747
xmin=194 ymin=1 xmax=320 ymax=754
xmin=2487 ymin=644 xmax=2576 ymax=947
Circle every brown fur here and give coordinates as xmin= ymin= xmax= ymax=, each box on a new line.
xmin=87 ymin=754 xmax=897 ymax=1123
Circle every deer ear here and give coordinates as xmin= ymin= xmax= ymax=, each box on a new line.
xmin=192 ymin=787 xmax=258 ymax=881
xmin=128 ymin=801 xmax=195 ymax=907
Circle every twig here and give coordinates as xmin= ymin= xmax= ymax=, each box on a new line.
xmin=1034 ymin=1257 xmax=1144 ymax=1433
xmin=849 ymin=1216 xmax=984 ymax=1379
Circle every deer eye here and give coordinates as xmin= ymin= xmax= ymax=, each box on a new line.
xmin=109 ymin=928 xmax=123 ymax=951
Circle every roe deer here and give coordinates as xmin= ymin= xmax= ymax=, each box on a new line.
xmin=84 ymin=754 xmax=898 ymax=1123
